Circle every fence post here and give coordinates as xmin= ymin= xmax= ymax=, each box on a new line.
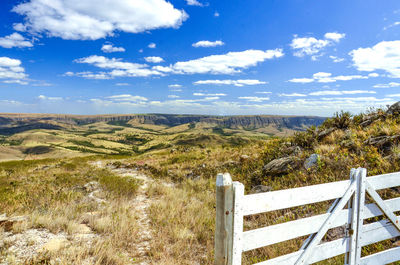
xmin=215 ymin=173 xmax=234 ymax=265
xmin=232 ymin=182 xmax=244 ymax=265
xmin=355 ymin=168 xmax=367 ymax=264
xmin=347 ymin=168 xmax=359 ymax=265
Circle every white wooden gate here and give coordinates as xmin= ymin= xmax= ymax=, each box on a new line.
xmin=215 ymin=168 xmax=400 ymax=265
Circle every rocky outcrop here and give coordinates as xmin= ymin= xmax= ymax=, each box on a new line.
xmin=364 ymin=135 xmax=400 ymax=150
xmin=250 ymin=185 xmax=272 ymax=194
xmin=263 ymin=156 xmax=301 ymax=175
xmin=387 ymin=101 xmax=400 ymax=115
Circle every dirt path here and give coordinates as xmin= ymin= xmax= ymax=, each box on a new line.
xmin=92 ymin=161 xmax=154 ymax=265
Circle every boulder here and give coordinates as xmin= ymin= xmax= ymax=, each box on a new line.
xmin=250 ymin=185 xmax=272 ymax=194
xmin=286 ymin=146 xmax=302 ymax=155
xmin=364 ymin=135 xmax=400 ymax=150
xmin=304 ymin=154 xmax=320 ymax=170
xmin=317 ymin=128 xmax=336 ymax=140
xmin=263 ymin=156 xmax=301 ymax=175
xmin=387 ymin=101 xmax=400 ymax=115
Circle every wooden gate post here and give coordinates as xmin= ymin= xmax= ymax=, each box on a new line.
xmin=215 ymin=173 xmax=234 ymax=265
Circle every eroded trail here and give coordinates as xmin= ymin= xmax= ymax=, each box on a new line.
xmin=92 ymin=161 xmax=154 ymax=265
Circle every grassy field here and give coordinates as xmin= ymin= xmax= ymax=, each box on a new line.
xmin=1 ymin=108 xmax=400 ymax=264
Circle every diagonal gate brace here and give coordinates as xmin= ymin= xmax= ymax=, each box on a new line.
xmin=295 ymin=178 xmax=358 ymax=265
xmin=365 ymin=181 xmax=400 ymax=232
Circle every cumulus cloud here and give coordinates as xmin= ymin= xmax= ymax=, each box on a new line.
xmin=288 ymin=72 xmax=375 ymax=83
xmin=70 ymin=49 xmax=283 ymax=79
xmin=329 ymin=56 xmax=345 ymax=63
xmin=309 ymin=90 xmax=376 ymax=96
xmin=193 ymin=93 xmax=226 ymax=96
xmin=166 ymin=49 xmax=284 ymax=75
xmin=290 ymin=32 xmax=345 ymax=58
xmin=192 ymin=40 xmax=224 ymax=48
xmin=106 ymin=94 xmax=148 ymax=102
xmin=168 ymin=84 xmax=182 ymax=88
xmin=74 ymin=55 xmax=163 ymax=78
xmin=194 ymin=79 xmax=266 ymax=87
xmin=38 ymin=95 xmax=63 ymax=100
xmin=144 ymin=56 xmax=164 ymax=63
xmin=238 ymin=96 xmax=270 ymax=102
xmin=0 ymin=57 xmax=28 ymax=84
xmin=373 ymin=82 xmax=400 ymax=88
xmin=101 ymin=43 xmax=125 ymax=53
xmin=0 ymin=33 xmax=33 ymax=48
xmin=186 ymin=0 xmax=203 ymax=6
xmin=279 ymin=93 xmax=307 ymax=97
xmin=350 ymin=40 xmax=400 ymax=78
xmin=12 ymin=0 xmax=188 ymax=40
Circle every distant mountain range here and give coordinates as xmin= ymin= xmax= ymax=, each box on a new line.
xmin=0 ymin=113 xmax=326 ymax=134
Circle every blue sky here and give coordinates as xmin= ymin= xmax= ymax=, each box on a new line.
xmin=0 ymin=0 xmax=400 ymax=116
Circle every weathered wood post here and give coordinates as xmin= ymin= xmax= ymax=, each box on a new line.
xmin=215 ymin=173 xmax=234 ymax=265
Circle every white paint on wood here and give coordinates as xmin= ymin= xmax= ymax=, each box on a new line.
xmin=294 ymin=179 xmax=356 ymax=265
xmin=354 ymin=168 xmax=367 ymax=264
xmin=348 ymin=168 xmax=359 ymax=265
xmin=241 ymin=197 xmax=400 ymax=251
xmin=360 ymin=247 xmax=400 ymax=265
xmin=232 ymin=182 xmax=244 ymax=265
xmin=254 ymin=220 xmax=400 ymax=265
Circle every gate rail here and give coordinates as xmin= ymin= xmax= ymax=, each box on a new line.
xmin=214 ymin=168 xmax=400 ymax=265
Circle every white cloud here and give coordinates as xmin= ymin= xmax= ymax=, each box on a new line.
xmin=144 ymin=56 xmax=164 ymax=63
xmin=186 ymin=0 xmax=203 ymax=6
xmin=368 ymin=73 xmax=379 ymax=77
xmin=148 ymin=43 xmax=156 ymax=48
xmin=71 ymin=49 xmax=283 ymax=79
xmin=289 ymin=72 xmax=373 ymax=83
xmin=214 ymin=12 xmax=220 ymax=17
xmin=168 ymin=84 xmax=182 ymax=88
xmin=383 ymin=21 xmax=400 ymax=30
xmin=329 ymin=56 xmax=345 ymax=63
xmin=194 ymin=79 xmax=266 ymax=87
xmin=12 ymin=0 xmax=188 ymax=40
xmin=106 ymin=94 xmax=148 ymax=102
xmin=373 ymin=82 xmax=400 ymax=88
xmin=38 ymin=95 xmax=63 ymax=101
xmin=324 ymin=32 xmax=346 ymax=42
xmin=168 ymin=95 xmax=180 ymax=98
xmin=309 ymin=90 xmax=376 ymax=96
xmin=387 ymin=93 xmax=400 ymax=97
xmin=288 ymin=78 xmax=315 ymax=83
xmin=238 ymin=96 xmax=270 ymax=102
xmin=101 ymin=43 xmax=125 ymax=53
xmin=290 ymin=32 xmax=345 ymax=58
xmin=279 ymin=93 xmax=307 ymax=97
xmin=0 ymin=33 xmax=33 ymax=48
xmin=169 ymin=49 xmax=284 ymax=75
xmin=350 ymin=40 xmax=400 ymax=78
xmin=0 ymin=57 xmax=28 ymax=84
xmin=193 ymin=93 xmax=226 ymax=96
xmin=115 ymin=83 xmax=129 ymax=86
xmin=255 ymin=91 xmax=272 ymax=94
xmin=192 ymin=40 xmax=224 ymax=48
xmin=74 ymin=55 xmax=163 ymax=78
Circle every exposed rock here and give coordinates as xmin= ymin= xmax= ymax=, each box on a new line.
xmin=304 ymin=154 xmax=320 ymax=170
xmin=364 ymin=135 xmax=400 ymax=150
xmin=84 ymin=181 xmax=100 ymax=193
xmin=0 ymin=214 xmax=27 ymax=232
xmin=250 ymin=185 xmax=272 ymax=194
xmin=387 ymin=101 xmax=400 ymax=115
xmin=263 ymin=156 xmax=301 ymax=175
xmin=359 ymin=114 xmax=379 ymax=127
xmin=286 ymin=146 xmax=302 ymax=155
xmin=317 ymin=128 xmax=336 ymax=140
